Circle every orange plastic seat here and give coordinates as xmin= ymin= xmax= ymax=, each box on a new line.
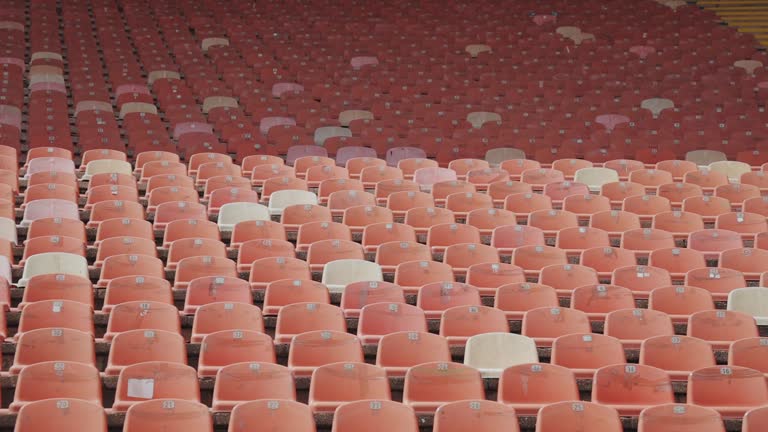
xmin=538 ymin=264 xmax=599 ymax=296
xmin=106 ymin=329 xmax=187 ymax=376
xmin=19 ymin=274 xmax=93 ymax=310
xmin=604 ymin=308 xmax=674 ymax=349
xmin=26 ymin=217 xmax=86 ymax=244
xmin=249 ymin=256 xmax=312 ymax=290
xmin=611 ymin=265 xmax=672 ymax=298
xmin=729 ymin=337 xmax=768 ymax=374
xmin=640 ymin=335 xmax=715 ymax=381
xmin=715 ymin=212 xmax=768 ymax=237
xmin=658 ymin=182 xmax=703 ymax=206
xmin=580 ymin=247 xmax=638 ymax=279
xmin=9 ymin=361 xmax=102 ymax=412
xmin=648 ymin=285 xmax=715 ymax=323
xmin=464 ymin=263 xmax=525 ymax=295
xmin=16 ymin=300 xmax=93 ymax=339
xmin=503 ymin=192 xmax=552 ymax=222
xmin=465 ymin=208 xmax=517 ymax=237
xmin=487 ymin=180 xmax=533 ymax=205
xmin=375 ymin=241 xmax=431 ymax=273
xmin=570 ymin=284 xmax=635 ymax=321
xmin=146 ymin=186 xmax=200 ymax=213
xmin=491 ymin=225 xmax=546 ymax=256
xmin=442 ymin=243 xmax=499 ymax=276
xmin=309 ymin=362 xmax=391 ymax=412
xmin=590 ymin=210 xmax=642 ymax=238
xmin=342 ymin=205 xmax=393 ymax=233
xmin=14 ymin=398 xmax=107 ymax=432
xmin=528 ymin=209 xmax=579 ymax=237
xmin=261 ymin=176 xmax=309 ymax=201
xmin=682 ymin=195 xmax=732 ymax=223
xmin=494 ymin=282 xmax=559 ymax=320
xmin=112 ymin=362 xmax=200 ymax=412
xmin=687 ymin=366 xmax=768 ymax=418
xmin=153 ymin=201 xmax=208 ymax=231
xmin=325 ymin=188 xmax=374 ymax=216
xmin=445 ymin=192 xmax=493 ymax=218
xmin=522 ymin=306 xmax=591 ymax=347
xmin=687 ymin=310 xmax=759 ymax=349
xmin=173 ymin=256 xmax=237 ymax=290
xmin=622 ymin=194 xmax=672 ymax=221
xmin=85 ymin=185 xmax=139 ymax=210
xmin=432 ymin=181 xmax=476 ymax=206
xmin=551 ymin=333 xmax=626 ymax=379
xmin=22 ymin=183 xmax=78 ymax=207
xmin=404 ymin=207 xmax=456 ymax=237
xmin=535 ymin=401 xmax=622 ymax=432
xmin=638 ymin=404 xmax=725 ymax=432
xmin=145 ymin=173 xmax=194 ymax=195
xmin=335 ymin=399 xmax=418 ymax=432
xmin=394 ymin=260 xmax=455 ymax=294
xmin=512 ymin=245 xmax=568 ymax=278
xmin=403 ymin=362 xmax=484 ymax=414
xmin=684 ymin=168 xmax=729 ymax=191
xmin=744 ymin=406 xmax=768 ymax=432
xmin=102 ymin=275 xmax=173 ymax=313
xmin=236 ymin=239 xmax=295 ymax=272
xmin=500 ymin=159 xmax=541 ymax=179
xmin=250 ymin=164 xmax=295 ymax=188
xmin=229 ymin=219 xmax=286 ymax=248
xmin=656 ymin=160 xmax=698 ymax=180
xmin=122 ymin=400 xmax=211 ymax=432
xmin=94 ymin=236 xmax=157 ymax=267
xmin=600 ymin=181 xmax=645 ymax=206
xmin=562 ymin=193 xmax=612 ymax=218
xmin=97 ymin=254 xmax=165 ymax=288
xmin=89 ymin=202 xmax=146 ymax=230
xmin=719 ymin=248 xmax=768 ymax=280
xmin=357 ymin=302 xmax=427 ymax=345
xmin=212 ymin=362 xmax=296 ymax=411
xmin=592 ymin=364 xmax=674 ymax=416
xmin=190 ymin=302 xmax=264 ymax=344
xmin=629 ymin=169 xmax=674 ymax=190
xmin=306 ymin=239 xmax=364 ymax=272
xmin=274 ymin=302 xmax=346 ymax=344
xmin=498 ymin=363 xmax=579 ymax=415
xmin=288 ymin=330 xmax=363 ymax=376
xmin=439 ymin=305 xmax=508 ymax=346
xmin=363 ymin=222 xmax=417 ymax=253
xmin=184 ymin=276 xmax=253 ymax=314
xmin=295 ymin=220 xmax=351 ymax=252
xmin=20 ymin=235 xmax=86 ymax=266
xmin=684 ymin=267 xmax=746 ymax=301
xmin=621 ymin=228 xmax=675 ymax=257
xmin=263 ymin=278 xmax=330 ymax=315
xmin=375 ymin=331 xmax=450 ymax=377
xmin=198 ymin=330 xmax=275 ymax=377
xmin=648 ymin=247 xmax=706 ymax=280
xmin=555 ymin=227 xmax=611 ymax=256
xmin=104 ymin=301 xmax=181 ymax=341
xmin=11 ymin=328 xmax=95 ymax=375
xmin=743 ymin=196 xmax=768 ymax=217
xmin=386 ymin=190 xmax=434 ymax=217
xmin=652 ymin=211 xmax=705 ymax=240
xmin=715 ymin=183 xmax=760 ymax=205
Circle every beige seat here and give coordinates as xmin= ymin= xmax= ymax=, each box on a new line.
xmin=709 ymin=161 xmax=751 ymax=182
xmin=574 ymin=168 xmax=620 ymax=192
xmin=463 ymin=333 xmax=539 ymax=378
xmin=686 ymin=150 xmax=727 ymax=166
xmin=82 ymin=159 xmax=133 ymax=181
xmin=339 ymin=110 xmax=374 ymax=127
xmin=485 ymin=148 xmax=526 ymax=166
xmin=268 ymin=190 xmax=319 ymax=217
xmin=321 ymin=259 xmax=383 ymax=293
xmin=727 ymin=287 xmax=768 ymax=325
xmin=217 ymin=202 xmax=270 ymax=232
xmin=466 ymin=111 xmax=501 ymax=128
xmin=18 ymin=252 xmax=89 ymax=287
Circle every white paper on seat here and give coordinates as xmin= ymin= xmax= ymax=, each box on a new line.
xmin=127 ymin=378 xmax=154 ymax=399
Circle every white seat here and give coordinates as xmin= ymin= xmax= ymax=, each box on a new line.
xmin=0 ymin=255 xmax=11 ymax=284
xmin=463 ymin=332 xmax=539 ymax=378
xmin=0 ymin=217 xmax=17 ymax=244
xmin=25 ymin=157 xmax=76 ymax=179
xmin=82 ymin=159 xmax=133 ymax=181
xmin=727 ymin=287 xmax=768 ymax=325
xmin=321 ymin=259 xmax=383 ymax=293
xmin=485 ymin=148 xmax=526 ymax=166
xmin=268 ymin=190 xmax=318 ymax=217
xmin=686 ymin=150 xmax=727 ymax=167
xmin=217 ymin=202 xmax=270 ymax=232
xmin=18 ymin=252 xmax=89 ymax=287
xmin=466 ymin=111 xmax=501 ymax=128
xmin=574 ymin=167 xmax=620 ymax=192
xmin=338 ymin=110 xmax=374 ymax=127
xmin=709 ymin=161 xmax=751 ymax=183
xmin=20 ymin=199 xmax=80 ymax=227
xmin=314 ymin=126 xmax=351 ymax=146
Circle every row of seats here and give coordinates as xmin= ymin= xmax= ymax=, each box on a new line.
xmin=20 ymin=398 xmax=768 ymax=432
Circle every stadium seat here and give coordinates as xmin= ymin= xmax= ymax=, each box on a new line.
xmin=592 ymin=364 xmax=674 ymax=416
xmin=112 ymin=362 xmax=200 ymax=412
xmin=403 ymin=362 xmax=484 ymax=414
xmin=522 ymin=307 xmax=591 ymax=347
xmin=14 ymin=399 xmax=107 ymax=432
xmin=535 ymin=401 xmax=622 ymax=432
xmin=638 ymin=404 xmax=725 ymax=432
xmin=10 ymin=361 xmax=102 ymax=412
xmin=688 ymin=310 xmax=759 ymax=349
xmin=288 ymin=330 xmax=363 ymax=377
xmin=640 ymin=335 xmax=716 ymax=381
xmin=498 ymin=363 xmax=580 ymax=415
xmin=551 ymin=333 xmax=626 ymax=379
xmin=106 ymin=329 xmax=187 ymax=376
xmin=122 ymin=400 xmax=211 ymax=432
xmin=687 ymin=366 xmax=768 ymax=418
xmin=309 ymin=362 xmax=391 ymax=412
xmin=434 ymin=400 xmax=519 ymax=432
